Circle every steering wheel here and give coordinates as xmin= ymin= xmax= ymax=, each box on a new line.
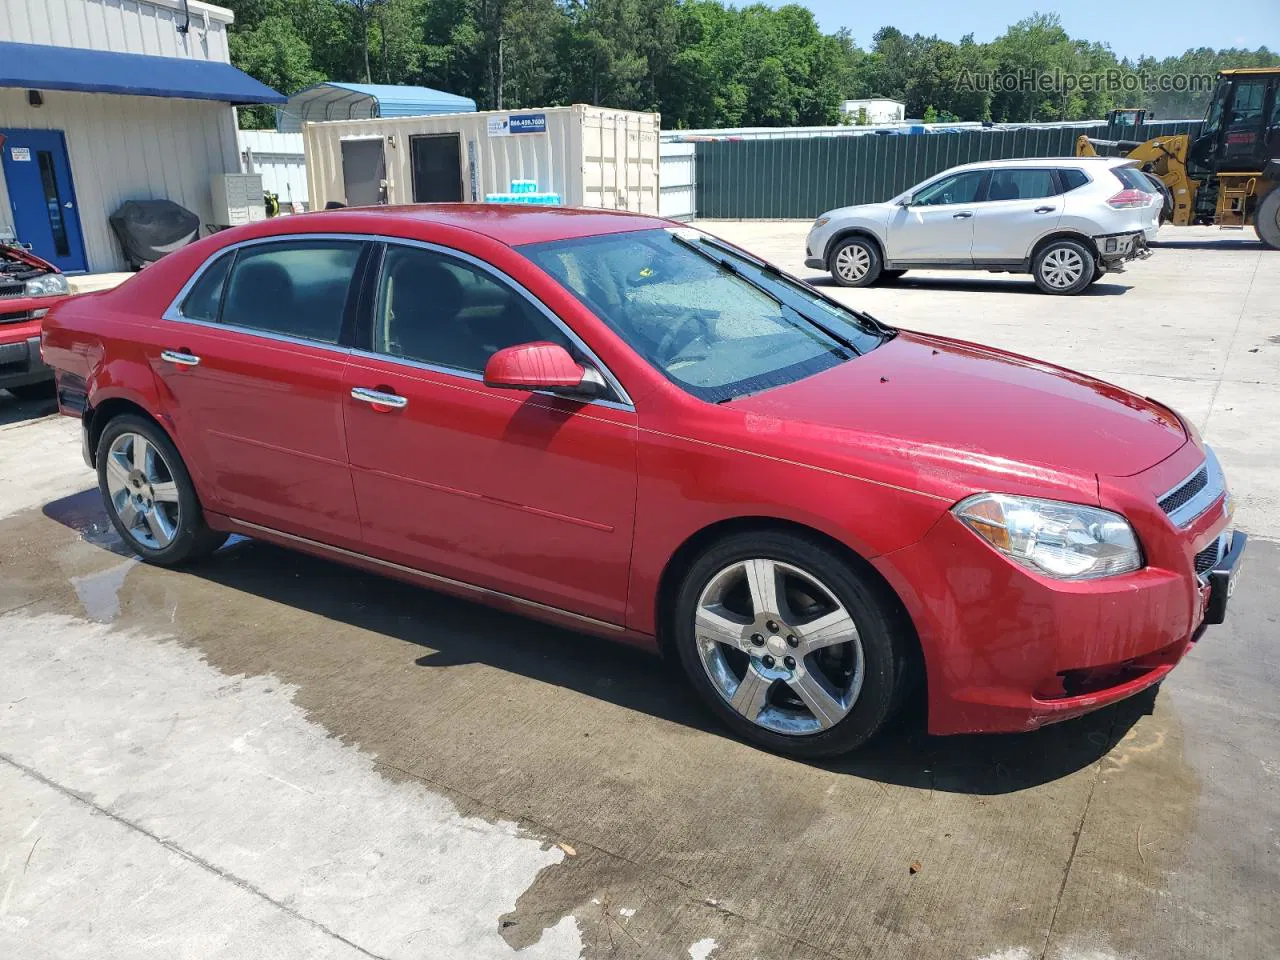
xmin=654 ymin=310 xmax=712 ymax=362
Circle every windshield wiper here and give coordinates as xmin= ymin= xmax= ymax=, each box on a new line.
xmin=691 ymin=234 xmax=895 ymax=339
xmin=669 ymin=231 xmax=862 ymax=356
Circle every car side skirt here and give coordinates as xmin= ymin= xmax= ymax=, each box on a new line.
xmin=213 ymin=514 xmax=658 ymax=650
xmin=882 ymin=258 xmax=1030 ymax=272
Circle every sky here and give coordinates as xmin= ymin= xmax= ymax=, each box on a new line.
xmin=804 ymin=0 xmax=1280 ymax=61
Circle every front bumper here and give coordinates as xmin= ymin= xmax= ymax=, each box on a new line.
xmin=0 ymin=321 xmax=50 ymax=391
xmin=872 ymin=469 xmax=1240 ymax=736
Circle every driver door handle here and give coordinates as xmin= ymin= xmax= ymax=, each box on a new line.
xmin=953 ymin=211 xmax=973 ymax=219
xmin=351 ymin=387 xmax=408 ymax=410
xmin=1034 ymin=206 xmax=1056 ymax=214
xmin=160 ymin=350 xmax=200 ymax=367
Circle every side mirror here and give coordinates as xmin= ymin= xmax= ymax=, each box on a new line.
xmin=483 ymin=341 xmax=607 ymax=399
xmin=897 ymin=195 xmax=913 ymax=207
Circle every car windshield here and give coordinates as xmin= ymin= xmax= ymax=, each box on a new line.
xmin=519 ymin=228 xmax=887 ymax=403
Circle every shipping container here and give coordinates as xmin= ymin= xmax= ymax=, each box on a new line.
xmin=302 ymin=104 xmax=660 ymax=215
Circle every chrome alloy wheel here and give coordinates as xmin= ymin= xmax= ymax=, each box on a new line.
xmin=694 ymin=558 xmax=864 ymax=736
xmin=104 ymin=432 xmax=181 ymax=549
xmin=833 ymin=244 xmax=871 ymax=283
xmin=1039 ymin=247 xmax=1085 ymax=289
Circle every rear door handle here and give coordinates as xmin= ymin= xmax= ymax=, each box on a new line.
xmin=351 ymin=387 xmax=408 ymax=410
xmin=952 ymin=211 xmax=973 ymax=219
xmin=160 ymin=350 xmax=200 ymax=367
xmin=1034 ymin=206 xmax=1056 ymax=214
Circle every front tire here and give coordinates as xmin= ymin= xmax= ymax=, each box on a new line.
xmin=97 ymin=414 xmax=227 ymax=566
xmin=1032 ymin=239 xmax=1095 ymax=295
xmin=829 ymin=237 xmax=883 ymax=287
xmin=1255 ymin=189 xmax=1280 ymax=250
xmin=672 ymin=530 xmax=905 ymax=758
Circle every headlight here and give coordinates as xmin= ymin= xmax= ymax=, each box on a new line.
xmin=25 ymin=273 xmax=70 ymax=297
xmin=812 ymin=216 xmax=830 ymax=229
xmin=953 ymin=493 xmax=1142 ymax=580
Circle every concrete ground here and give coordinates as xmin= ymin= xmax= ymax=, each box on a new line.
xmin=1 ymin=224 xmax=1277 ymax=960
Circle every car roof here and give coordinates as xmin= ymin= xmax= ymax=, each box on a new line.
xmin=250 ymin=204 xmax=672 ymax=247
xmin=947 ymin=156 xmax=1131 ymax=173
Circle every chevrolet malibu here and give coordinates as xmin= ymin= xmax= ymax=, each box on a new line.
xmin=41 ymin=206 xmax=1245 ymax=758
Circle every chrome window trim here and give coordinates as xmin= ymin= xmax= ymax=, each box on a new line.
xmin=160 ymin=231 xmax=635 ymax=411
xmin=1160 ymin=446 xmax=1226 ymax=529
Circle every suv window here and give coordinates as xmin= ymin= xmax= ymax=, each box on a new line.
xmin=1059 ymin=168 xmax=1091 ymax=191
xmin=181 ymin=252 xmax=233 ymax=322
xmin=911 ymin=171 xmax=987 ymax=206
xmin=986 ymin=169 xmax=1057 ymax=201
xmin=219 ymin=240 xmax=364 ymax=344
xmin=1112 ymin=166 xmax=1154 ymax=192
xmin=373 ymin=243 xmax=574 ymax=374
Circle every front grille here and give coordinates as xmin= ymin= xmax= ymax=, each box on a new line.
xmin=1194 ymin=541 xmax=1221 ymax=575
xmin=0 ymin=283 xmax=26 ymax=300
xmin=1159 ymin=466 xmax=1208 ymax=515
xmin=0 ymin=310 xmax=32 ymax=324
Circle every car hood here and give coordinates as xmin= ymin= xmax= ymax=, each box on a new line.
xmin=731 ymin=331 xmax=1186 ymax=481
xmin=822 ymin=202 xmax=894 ymax=225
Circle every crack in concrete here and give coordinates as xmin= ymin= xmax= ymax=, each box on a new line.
xmin=1202 ymin=249 xmax=1264 ymax=435
xmin=0 ymin=750 xmax=393 ymax=960
xmin=1037 ymin=711 xmax=1118 ymax=960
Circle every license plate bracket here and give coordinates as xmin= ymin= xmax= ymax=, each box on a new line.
xmin=1204 ymin=530 xmax=1247 ymax=625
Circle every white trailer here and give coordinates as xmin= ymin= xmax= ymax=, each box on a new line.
xmin=302 ymin=104 xmax=660 ymax=215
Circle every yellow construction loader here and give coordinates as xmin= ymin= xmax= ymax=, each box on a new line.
xmin=1076 ymin=68 xmax=1280 ymax=249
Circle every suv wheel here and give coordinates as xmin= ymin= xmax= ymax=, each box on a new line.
xmin=97 ymin=414 xmax=227 ymax=566
xmin=829 ymin=237 xmax=883 ymax=287
xmin=1032 ymin=239 xmax=1095 ymax=295
xmin=671 ymin=530 xmax=905 ymax=758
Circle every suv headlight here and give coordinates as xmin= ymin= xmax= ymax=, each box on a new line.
xmin=25 ymin=273 xmax=70 ymax=297
xmin=954 ymin=493 xmax=1142 ymax=580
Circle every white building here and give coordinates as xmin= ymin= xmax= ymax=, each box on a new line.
xmin=840 ymin=98 xmax=907 ymax=125
xmin=0 ymin=0 xmax=283 ymax=273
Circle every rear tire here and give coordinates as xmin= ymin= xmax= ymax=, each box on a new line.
xmin=1255 ymin=189 xmax=1280 ymax=250
xmin=671 ymin=530 xmax=906 ymax=759
xmin=1032 ymin=239 xmax=1095 ymax=295
xmin=96 ymin=414 xmax=227 ymax=567
xmin=829 ymin=237 xmax=883 ymax=287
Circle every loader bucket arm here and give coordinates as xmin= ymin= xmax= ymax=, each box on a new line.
xmin=1075 ymin=133 xmax=1198 ymax=226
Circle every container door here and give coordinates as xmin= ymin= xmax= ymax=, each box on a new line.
xmin=0 ymin=129 xmax=88 ymax=273
xmin=340 ymin=138 xmax=387 ymax=206
xmin=409 ymin=134 xmax=464 ymax=202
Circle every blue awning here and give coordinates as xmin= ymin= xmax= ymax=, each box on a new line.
xmin=0 ymin=41 xmax=286 ymax=105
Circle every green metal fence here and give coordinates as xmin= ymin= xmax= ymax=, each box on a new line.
xmin=693 ymin=120 xmax=1203 ymax=219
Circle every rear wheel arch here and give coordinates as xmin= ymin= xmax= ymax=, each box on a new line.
xmin=85 ymin=397 xmax=168 ymax=468
xmin=1029 ymin=230 xmax=1099 ymax=265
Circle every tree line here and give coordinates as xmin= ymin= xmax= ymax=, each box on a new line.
xmin=224 ymin=1 xmax=1278 ymax=129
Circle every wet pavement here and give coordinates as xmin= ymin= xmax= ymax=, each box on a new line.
xmin=2 ymin=226 xmax=1278 ymax=960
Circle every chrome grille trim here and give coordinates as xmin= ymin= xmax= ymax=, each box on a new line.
xmin=1159 ymin=446 xmax=1225 ymax=528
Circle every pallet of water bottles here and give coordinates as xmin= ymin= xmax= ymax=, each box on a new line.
xmin=484 ymin=180 xmax=562 ymax=205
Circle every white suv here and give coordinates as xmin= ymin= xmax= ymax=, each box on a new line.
xmin=805 ymin=157 xmax=1159 ymax=295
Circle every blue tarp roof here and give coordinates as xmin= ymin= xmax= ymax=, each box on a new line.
xmin=279 ymin=82 xmax=476 ymax=130
xmin=0 ymin=41 xmax=286 ymax=105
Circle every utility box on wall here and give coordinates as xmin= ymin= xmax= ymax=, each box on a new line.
xmin=302 ymin=104 xmax=660 ymax=214
xmin=211 ymin=173 xmax=266 ymax=227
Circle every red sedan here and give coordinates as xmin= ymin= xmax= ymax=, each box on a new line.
xmin=2 ymin=244 xmax=71 ymax=400
xmin=41 ymin=206 xmax=1246 ymax=757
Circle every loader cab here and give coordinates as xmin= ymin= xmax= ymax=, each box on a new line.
xmin=1191 ymin=69 xmax=1280 ymax=173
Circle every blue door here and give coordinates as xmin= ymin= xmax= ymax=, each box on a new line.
xmin=1 ymin=129 xmax=88 ymax=273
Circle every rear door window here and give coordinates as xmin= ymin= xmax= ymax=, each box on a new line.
xmin=180 ymin=252 xmax=233 ymax=322
xmin=1058 ymin=168 xmax=1091 ymax=192
xmin=985 ymin=169 xmax=1057 ymax=201
xmin=218 ymin=240 xmax=365 ymax=344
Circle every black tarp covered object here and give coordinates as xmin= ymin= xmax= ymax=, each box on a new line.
xmin=109 ymin=200 xmax=200 ymax=269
